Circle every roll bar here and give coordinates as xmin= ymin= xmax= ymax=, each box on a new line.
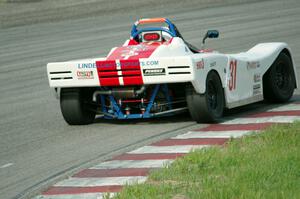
xmin=130 ymin=18 xmax=178 ymax=39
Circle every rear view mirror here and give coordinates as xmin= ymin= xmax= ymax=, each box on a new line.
xmin=207 ymin=30 xmax=219 ymax=38
xmin=202 ymin=30 xmax=219 ymax=45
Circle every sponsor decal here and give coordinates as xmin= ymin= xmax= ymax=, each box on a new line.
xmin=77 ymin=71 xmax=94 ymax=79
xmin=210 ymin=61 xmax=216 ymax=67
xmin=120 ymin=61 xmax=140 ymax=67
xmin=121 ymin=45 xmax=149 ymax=58
xmin=143 ymin=68 xmax=165 ymax=76
xmin=229 ymin=60 xmax=237 ymax=91
xmin=121 ymin=50 xmax=138 ymax=58
xmin=196 ymin=59 xmax=204 ymax=69
xmin=127 ymin=45 xmax=149 ymax=52
xmin=107 ymin=43 xmax=157 ymax=60
xmin=140 ymin=60 xmax=159 ymax=66
xmin=253 ymin=84 xmax=261 ymax=95
xmin=97 ymin=61 xmax=116 ymax=68
xmin=254 ymin=73 xmax=261 ymax=83
xmin=78 ymin=63 xmax=96 ymax=69
xmin=247 ymin=61 xmax=260 ymax=70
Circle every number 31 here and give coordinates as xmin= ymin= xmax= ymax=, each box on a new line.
xmin=229 ymin=60 xmax=237 ymax=91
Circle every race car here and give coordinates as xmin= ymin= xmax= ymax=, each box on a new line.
xmin=47 ymin=18 xmax=298 ymax=125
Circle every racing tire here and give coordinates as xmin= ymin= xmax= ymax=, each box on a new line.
xmin=186 ymin=71 xmax=225 ymax=123
xmin=263 ymin=52 xmax=295 ymax=103
xmin=60 ymin=88 xmax=95 ymax=125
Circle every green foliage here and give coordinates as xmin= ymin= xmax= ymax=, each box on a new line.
xmin=115 ymin=122 xmax=300 ymax=199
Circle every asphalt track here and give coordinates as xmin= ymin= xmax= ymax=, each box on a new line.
xmin=0 ymin=0 xmax=300 ymax=199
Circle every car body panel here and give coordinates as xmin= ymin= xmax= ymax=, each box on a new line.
xmin=47 ymin=20 xmax=297 ymax=110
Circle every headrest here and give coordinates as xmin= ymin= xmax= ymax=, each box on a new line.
xmin=141 ymin=31 xmax=162 ymax=42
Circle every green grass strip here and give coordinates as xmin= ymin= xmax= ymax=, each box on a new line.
xmin=113 ymin=122 xmax=300 ymax=199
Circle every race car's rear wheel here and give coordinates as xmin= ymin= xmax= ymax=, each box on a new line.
xmin=263 ymin=52 xmax=295 ymax=103
xmin=186 ymin=71 xmax=224 ymax=123
xmin=60 ymin=88 xmax=95 ymax=125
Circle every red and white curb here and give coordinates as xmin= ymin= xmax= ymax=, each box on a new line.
xmin=35 ymin=103 xmax=300 ymax=199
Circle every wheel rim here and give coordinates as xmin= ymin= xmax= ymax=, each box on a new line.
xmin=207 ymin=79 xmax=218 ymax=110
xmin=275 ymin=62 xmax=290 ymax=90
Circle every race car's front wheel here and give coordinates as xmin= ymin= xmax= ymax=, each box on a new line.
xmin=263 ymin=52 xmax=295 ymax=103
xmin=186 ymin=71 xmax=224 ymax=123
xmin=60 ymin=88 xmax=95 ymax=125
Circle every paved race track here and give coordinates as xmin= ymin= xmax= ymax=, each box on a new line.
xmin=0 ymin=0 xmax=300 ymax=198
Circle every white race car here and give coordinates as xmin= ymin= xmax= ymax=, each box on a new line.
xmin=47 ymin=18 xmax=298 ymax=125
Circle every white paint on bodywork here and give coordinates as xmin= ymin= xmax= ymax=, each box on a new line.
xmin=47 ymin=38 xmax=297 ymax=110
xmin=150 ymin=37 xmax=193 ymax=57
xmin=223 ymin=42 xmax=297 ymax=107
xmin=47 ymin=58 xmax=102 ymax=88
xmin=191 ymin=53 xmax=228 ymax=93
xmin=140 ymin=56 xmax=194 ymax=84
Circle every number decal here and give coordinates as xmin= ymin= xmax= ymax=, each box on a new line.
xmin=229 ymin=60 xmax=237 ymax=91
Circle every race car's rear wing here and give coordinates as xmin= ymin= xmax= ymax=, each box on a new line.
xmin=47 ymin=56 xmax=194 ymax=88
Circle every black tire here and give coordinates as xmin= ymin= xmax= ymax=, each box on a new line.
xmin=263 ymin=52 xmax=295 ymax=103
xmin=186 ymin=71 xmax=225 ymax=123
xmin=60 ymin=88 xmax=95 ymax=125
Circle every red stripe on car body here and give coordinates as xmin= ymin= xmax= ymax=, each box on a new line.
xmin=96 ymin=60 xmax=119 ymax=86
xmin=120 ymin=59 xmax=143 ymax=85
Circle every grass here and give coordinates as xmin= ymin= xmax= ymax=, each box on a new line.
xmin=113 ymin=122 xmax=300 ymax=199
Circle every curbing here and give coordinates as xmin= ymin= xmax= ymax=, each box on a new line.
xmin=34 ymin=102 xmax=300 ymax=199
